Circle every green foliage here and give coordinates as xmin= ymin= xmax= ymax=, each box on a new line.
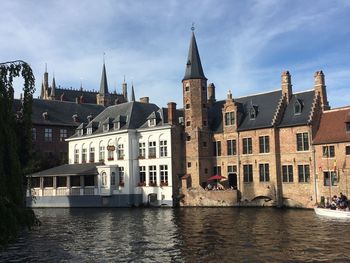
xmin=0 ymin=60 xmax=36 ymax=246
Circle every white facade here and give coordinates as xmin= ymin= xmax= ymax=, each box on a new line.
xmin=66 ymin=124 xmax=174 ymax=206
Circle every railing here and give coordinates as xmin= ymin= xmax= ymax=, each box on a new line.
xmin=70 ymin=188 xmax=81 ymax=196
xmin=83 ymin=187 xmax=95 ymax=195
xmin=43 ymin=188 xmax=54 ymax=196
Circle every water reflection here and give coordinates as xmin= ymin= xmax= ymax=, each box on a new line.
xmin=1 ymin=208 xmax=350 ymax=262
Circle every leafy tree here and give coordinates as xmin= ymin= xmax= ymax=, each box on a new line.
xmin=0 ymin=60 xmax=36 ymax=246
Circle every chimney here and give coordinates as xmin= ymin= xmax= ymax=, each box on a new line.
xmin=87 ymin=115 xmax=93 ymax=122
xmin=167 ymin=102 xmax=176 ymax=124
xmin=226 ymin=90 xmax=232 ymax=101
xmin=314 ymin=70 xmax=330 ymax=110
xmin=208 ymin=83 xmax=216 ymax=104
xmin=42 ymin=111 xmax=49 ymax=120
xmin=281 ymin=71 xmax=292 ymax=103
xmin=140 ymin=97 xmax=149 ymax=103
xmin=72 ymin=114 xmax=79 ymax=122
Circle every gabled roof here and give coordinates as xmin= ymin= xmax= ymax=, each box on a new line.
xmin=183 ymin=32 xmax=206 ymax=81
xmin=29 ymin=163 xmax=98 ymax=177
xmin=14 ymin=99 xmax=105 ymax=127
xmin=313 ymin=107 xmax=350 ymax=144
xmin=208 ymin=90 xmax=282 ymax=132
xmin=278 ymin=90 xmax=315 ymax=128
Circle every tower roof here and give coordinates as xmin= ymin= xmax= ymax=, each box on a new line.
xmin=99 ymin=63 xmax=109 ymax=95
xmin=51 ymin=76 xmax=56 ymax=97
xmin=183 ymin=32 xmax=206 ymax=81
xmin=131 ymin=84 xmax=135 ymax=102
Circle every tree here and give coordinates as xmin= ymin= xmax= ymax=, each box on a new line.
xmin=0 ymin=60 xmax=36 ymax=246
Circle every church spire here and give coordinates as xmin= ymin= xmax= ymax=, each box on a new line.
xmin=99 ymin=62 xmax=109 ymax=95
xmin=130 ymin=83 xmax=135 ymax=102
xmin=183 ymin=29 xmax=206 ymax=81
xmin=50 ymin=75 xmax=56 ymax=99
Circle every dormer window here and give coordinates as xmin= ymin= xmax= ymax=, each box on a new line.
xmin=294 ymin=100 xmax=302 ymax=115
xmin=114 ymin=122 xmax=120 ymax=130
xmin=249 ymin=107 xmax=256 ymax=120
xmin=225 ymin=112 xmax=235 ymax=126
xmin=78 ymin=129 xmax=83 ymax=136
xmin=87 ymin=127 xmax=92 ymax=135
xmin=149 ymin=119 xmax=156 ymax=127
xmin=103 ymin=124 xmax=109 ymax=132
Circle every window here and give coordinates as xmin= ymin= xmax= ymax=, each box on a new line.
xmin=87 ymin=127 xmax=93 ymax=135
xmin=149 ymin=165 xmax=157 ymax=186
xmin=71 ymin=176 xmax=81 ymax=187
xmin=114 ymin=122 xmax=120 ymax=130
xmin=346 ymin=122 xmax=350 ymax=132
xmin=78 ymin=129 xmax=83 ymax=136
xmin=259 ymin=136 xmax=270 ymax=153
xmin=107 ymin=146 xmax=114 ymax=160
xmin=44 ymin=128 xmax=52 ymax=142
xmin=323 ymin=146 xmax=335 ymax=158
xmin=346 ymin=146 xmax=350 ymax=155
xmin=213 ymin=141 xmax=221 ymax=156
xmin=249 ymin=108 xmax=256 ymax=120
xmin=60 ymin=129 xmax=67 ymax=142
xmin=149 ymin=118 xmax=156 ymax=127
xmin=213 ymin=166 xmax=221 ymax=175
xmin=296 ymin=133 xmax=309 ymax=151
xmin=187 ymin=162 xmax=191 ymax=168
xmin=118 ymin=167 xmax=124 ymax=186
xmin=31 ymin=128 xmax=36 ymax=141
xmin=43 ymin=177 xmax=53 ymax=188
xmin=203 ymin=103 xmax=206 ymax=109
xmin=85 ymin=175 xmax=95 ymax=187
xmin=149 ymin=141 xmax=156 ymax=158
xmin=186 ymin=104 xmax=190 ymax=109
xmin=203 ymin=121 xmax=207 ymax=126
xmin=243 ymin=138 xmax=253 ymax=154
xmin=294 ymin=101 xmax=302 ymax=115
xmin=101 ymin=172 xmax=107 ymax=187
xmin=185 ymin=86 xmax=189 ymax=92
xmin=160 ymin=140 xmax=167 ymax=157
xmin=298 ymin=165 xmax=310 ymax=183
xmin=74 ymin=148 xmax=79 ymax=163
xmin=139 ymin=142 xmax=146 ymax=158
xmin=282 ymin=165 xmax=293 ymax=183
xmin=110 ymin=172 xmax=116 ymax=186
xmin=160 ymin=165 xmax=168 ymax=186
xmin=139 ymin=166 xmax=146 ymax=186
xmin=225 ymin=112 xmax=235 ymax=126
xmin=186 ymin=135 xmax=191 ymax=141
xmin=82 ymin=147 xmax=87 ymax=163
xmin=243 ymin=164 xmax=253 ymax=183
xmin=227 ymin=139 xmax=237 ymax=155
xmin=228 ymin=165 xmax=237 ymax=174
xmin=324 ymin=171 xmax=337 ymax=186
xmin=203 ymin=141 xmax=207 ymax=147
xmin=89 ymin=147 xmax=95 ymax=163
xmin=30 ymin=177 xmax=40 ymax=188
xmin=99 ymin=145 xmax=105 ymax=162
xmin=186 ymin=121 xmax=191 ymax=127
xmin=259 ymin=164 xmax=270 ymax=182
xmin=103 ymin=124 xmax=109 ymax=132
xmin=57 ymin=176 xmax=67 ymax=187
xmin=117 ymin=144 xmax=124 ymax=159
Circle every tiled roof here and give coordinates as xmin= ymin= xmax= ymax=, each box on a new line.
xmin=208 ymin=90 xmax=282 ymax=132
xmin=313 ymin=107 xmax=350 ymax=144
xmin=14 ymin=99 xmax=105 ymax=127
xmin=183 ymin=32 xmax=206 ymax=81
xmin=278 ymin=90 xmax=315 ymax=128
xmin=29 ymin=163 xmax=98 ymax=177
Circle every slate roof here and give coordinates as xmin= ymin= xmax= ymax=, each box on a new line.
xmin=208 ymin=90 xmax=282 ymax=132
xmin=183 ymin=32 xmax=207 ymax=81
xmin=29 ymin=163 xmax=98 ymax=177
xmin=313 ymin=107 xmax=350 ymax=144
xmin=14 ymin=99 xmax=105 ymax=127
xmin=278 ymin=90 xmax=315 ymax=128
xmin=99 ymin=63 xmax=109 ymax=95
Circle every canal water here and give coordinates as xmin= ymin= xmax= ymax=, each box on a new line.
xmin=1 ymin=208 xmax=350 ymax=262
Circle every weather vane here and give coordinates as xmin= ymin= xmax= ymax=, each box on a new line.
xmin=191 ymin=22 xmax=195 ymax=31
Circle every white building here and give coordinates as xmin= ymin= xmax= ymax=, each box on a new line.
xmin=27 ymin=100 xmax=184 ymax=207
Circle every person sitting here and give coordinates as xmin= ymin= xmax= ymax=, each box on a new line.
xmin=339 ymin=192 xmax=348 ymax=209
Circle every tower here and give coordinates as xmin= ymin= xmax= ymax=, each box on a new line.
xmin=182 ymin=29 xmax=211 ymax=187
xmin=122 ymin=76 xmax=128 ymax=102
xmin=50 ymin=75 xmax=56 ymax=100
xmin=96 ymin=62 xmax=110 ymax=106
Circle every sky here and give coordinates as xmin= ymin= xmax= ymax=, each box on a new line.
xmin=1 ymin=0 xmax=350 ymax=108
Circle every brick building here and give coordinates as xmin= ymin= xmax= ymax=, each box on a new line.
xmin=182 ymin=30 xmax=333 ymax=207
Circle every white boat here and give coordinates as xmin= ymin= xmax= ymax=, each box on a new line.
xmin=314 ymin=207 xmax=350 ymax=218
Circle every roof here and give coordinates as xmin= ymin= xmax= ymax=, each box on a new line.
xmin=313 ymin=107 xmax=350 ymax=144
xmin=28 ymin=163 xmax=98 ymax=177
xmin=14 ymin=99 xmax=105 ymax=127
xmin=278 ymin=90 xmax=315 ymax=128
xmin=208 ymin=90 xmax=282 ymax=132
xmin=183 ymin=32 xmax=207 ymax=81
xmin=99 ymin=63 xmax=109 ymax=95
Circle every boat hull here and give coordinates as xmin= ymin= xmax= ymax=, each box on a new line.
xmin=314 ymin=207 xmax=350 ymax=218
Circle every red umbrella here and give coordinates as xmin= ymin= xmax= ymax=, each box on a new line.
xmin=207 ymin=174 xmax=226 ymax=181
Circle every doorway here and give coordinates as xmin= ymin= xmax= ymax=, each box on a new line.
xmin=228 ymin=173 xmax=237 ymax=189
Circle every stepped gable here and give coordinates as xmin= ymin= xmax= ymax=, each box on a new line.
xmin=313 ymin=107 xmax=350 ymax=144
xmin=208 ymin=90 xmax=282 ymax=132
xmin=29 ymin=99 xmax=105 ymax=126
xmin=278 ymin=90 xmax=315 ymax=128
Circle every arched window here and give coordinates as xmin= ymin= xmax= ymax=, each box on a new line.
xmin=294 ymin=100 xmax=302 ymax=115
xmin=89 ymin=142 xmax=95 ymax=163
xmin=99 ymin=141 xmax=105 ymax=162
xmin=74 ymin=145 xmax=79 ymax=163
xmin=107 ymin=139 xmax=114 ymax=161
xmin=101 ymin=172 xmax=107 ymax=186
xmin=81 ymin=144 xmax=87 ymax=163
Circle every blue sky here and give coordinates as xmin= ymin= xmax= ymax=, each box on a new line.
xmin=2 ymin=0 xmax=350 ymax=108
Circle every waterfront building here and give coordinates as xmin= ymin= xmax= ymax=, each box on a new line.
xmin=27 ymin=99 xmax=184 ymax=207
xmin=313 ymin=106 xmax=350 ymax=202
xmin=182 ymin=30 xmax=330 ymax=207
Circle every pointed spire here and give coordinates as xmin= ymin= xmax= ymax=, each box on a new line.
xmin=183 ymin=29 xmax=206 ymax=81
xmin=99 ymin=62 xmax=109 ymax=95
xmin=130 ymin=83 xmax=135 ymax=102
xmin=50 ymin=75 xmax=56 ymax=98
xmin=40 ymin=80 xmax=45 ymax=99
xmin=122 ymin=76 xmax=128 ymax=101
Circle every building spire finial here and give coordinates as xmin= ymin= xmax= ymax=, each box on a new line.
xmin=191 ymin=22 xmax=195 ymax=32
xmin=45 ymin=63 xmax=47 ymax=73
xmin=103 ymin=52 xmax=105 ymax=64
